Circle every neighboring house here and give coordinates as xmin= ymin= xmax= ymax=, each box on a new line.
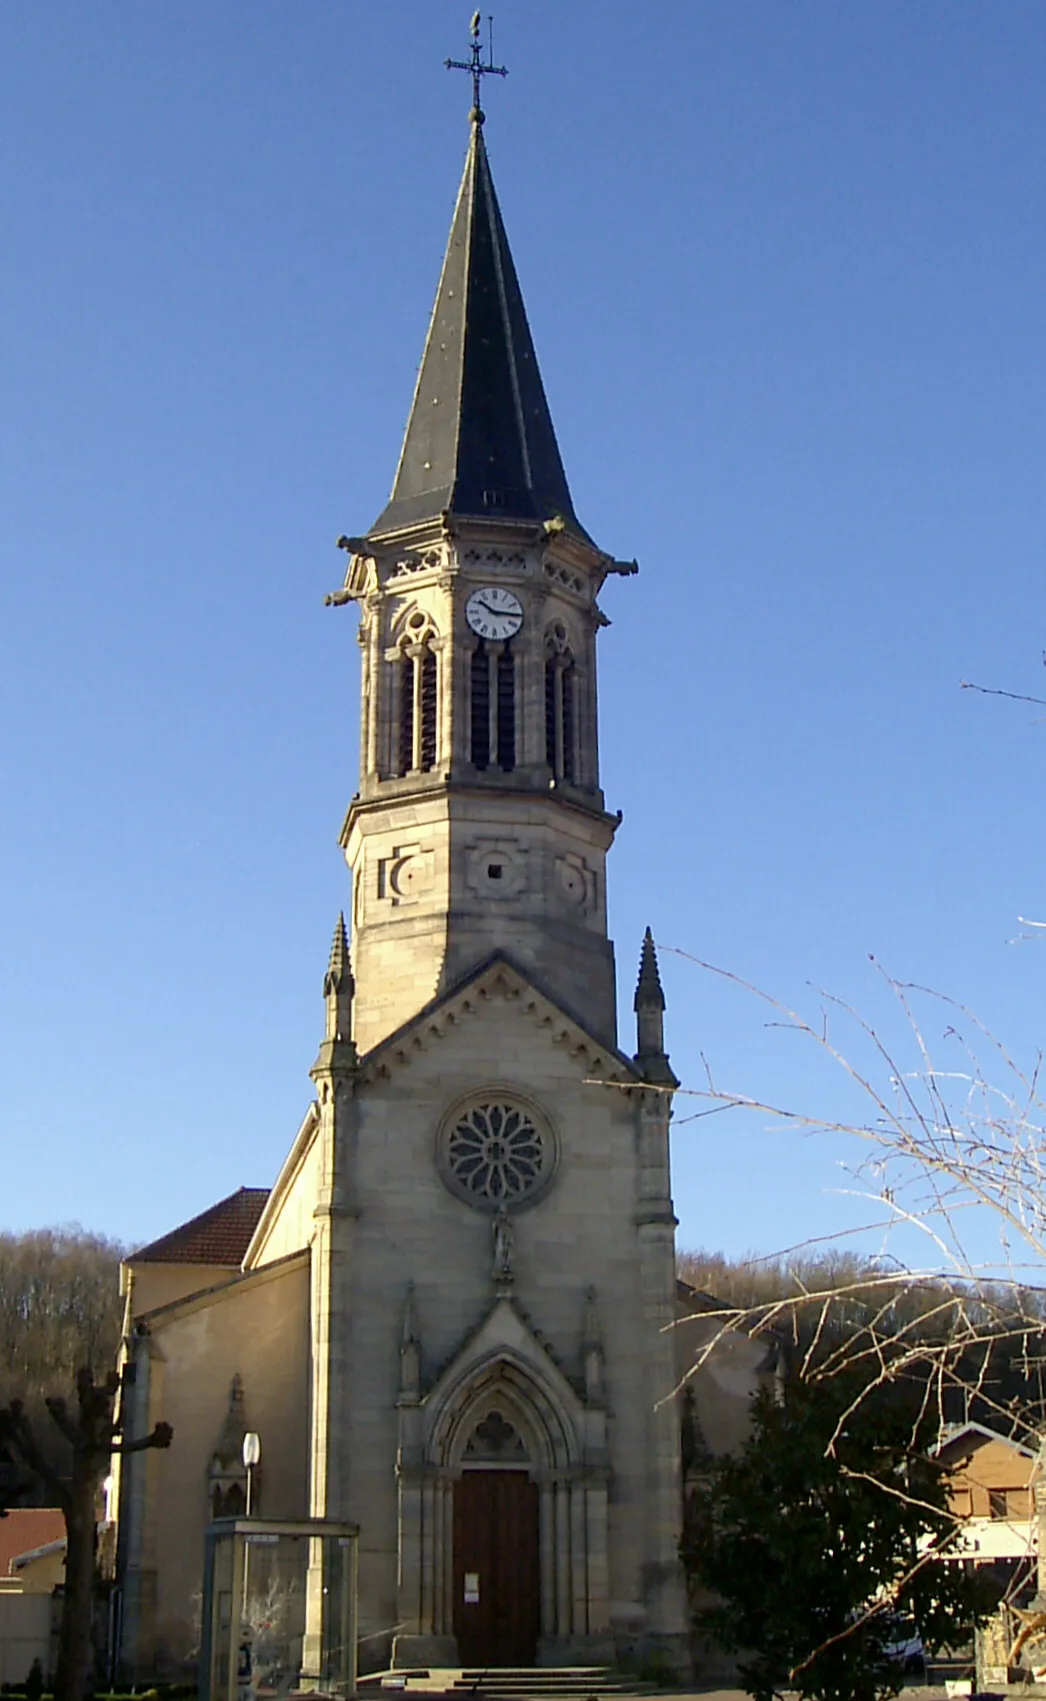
xmin=0 ymin=1510 xmax=65 ymax=1684
xmin=935 ymin=1423 xmax=1038 ymax=1569
xmin=0 ymin=1509 xmax=66 ymax=1595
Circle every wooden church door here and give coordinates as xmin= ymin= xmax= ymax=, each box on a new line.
xmin=453 ymin=1470 xmax=540 ymax=1666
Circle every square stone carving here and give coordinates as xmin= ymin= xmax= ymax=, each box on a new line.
xmin=377 ymin=843 xmax=435 ymax=906
xmin=465 ymin=839 xmax=528 ymax=900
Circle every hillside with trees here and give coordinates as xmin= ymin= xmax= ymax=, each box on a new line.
xmin=0 ymin=1227 xmax=125 ymax=1499
xmin=679 ymin=1246 xmax=1046 ymax=1437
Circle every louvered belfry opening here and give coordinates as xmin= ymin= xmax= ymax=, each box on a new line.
xmin=470 ymin=640 xmax=516 ymax=772
xmin=470 ymin=642 xmax=491 ymax=770
xmin=394 ymin=640 xmax=438 ymax=777
xmin=560 ymin=659 xmax=576 ymax=783
xmin=419 ymin=646 xmax=437 ymax=771
xmin=545 ymin=627 xmax=577 ymax=784
xmin=497 ymin=645 xmax=516 ymax=772
xmin=397 ymin=652 xmax=415 ymax=778
xmin=544 ymin=660 xmax=557 ymax=771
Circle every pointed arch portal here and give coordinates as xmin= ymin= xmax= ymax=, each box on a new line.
xmin=452 ymin=1408 xmax=539 ymax=1665
xmin=394 ymin=1322 xmax=612 ymax=1667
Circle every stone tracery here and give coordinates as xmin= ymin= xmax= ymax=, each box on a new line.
xmin=443 ymin=1099 xmax=550 ymax=1207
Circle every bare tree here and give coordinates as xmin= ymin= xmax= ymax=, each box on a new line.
xmin=0 ymin=1369 xmax=172 ymax=1701
xmin=659 ymin=947 xmax=1046 ymax=1681
xmin=669 ymin=950 xmax=1046 ymax=1412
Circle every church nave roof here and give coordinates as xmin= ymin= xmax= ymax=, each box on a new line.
xmin=129 ymin=1185 xmax=270 ymax=1268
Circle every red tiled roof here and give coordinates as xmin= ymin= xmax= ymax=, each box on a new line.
xmin=129 ymin=1187 xmax=270 ymax=1268
xmin=0 ymin=1510 xmax=66 ymax=1575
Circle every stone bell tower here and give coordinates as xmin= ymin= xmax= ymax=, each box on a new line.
xmin=331 ymin=109 xmax=637 ymax=1056
xmin=106 ymin=57 xmax=695 ymax=1683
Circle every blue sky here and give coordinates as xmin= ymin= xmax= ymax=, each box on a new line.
xmin=2 ymin=3 xmax=1043 ymax=1265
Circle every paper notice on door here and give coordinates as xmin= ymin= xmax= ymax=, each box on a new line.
xmin=464 ymin=1572 xmax=480 ymax=1604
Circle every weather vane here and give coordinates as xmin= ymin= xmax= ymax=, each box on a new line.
xmin=445 ymin=12 xmax=507 ymax=121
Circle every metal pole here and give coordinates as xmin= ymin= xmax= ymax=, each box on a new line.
xmin=345 ymin=1535 xmax=359 ymax=1699
xmin=229 ymin=1531 xmax=245 ymax=1701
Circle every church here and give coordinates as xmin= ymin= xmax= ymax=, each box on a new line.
xmin=110 ymin=72 xmax=770 ymax=1686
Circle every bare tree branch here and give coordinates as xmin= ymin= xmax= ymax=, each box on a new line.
xmin=961 ymin=680 xmax=1046 ymax=708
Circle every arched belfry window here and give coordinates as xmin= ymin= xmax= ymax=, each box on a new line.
xmin=419 ymin=645 xmax=437 ymax=770
xmin=470 ymin=642 xmax=490 ymax=771
xmin=393 ymin=610 xmax=439 ymax=778
xmin=545 ymin=623 xmax=577 ymax=785
xmin=471 ymin=641 xmax=516 ymax=773
xmin=396 ymin=648 xmax=415 ymax=777
xmin=497 ymin=646 xmax=516 ymax=771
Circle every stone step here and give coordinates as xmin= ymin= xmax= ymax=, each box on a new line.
xmin=361 ymin=1668 xmax=652 ymax=1700
xmin=457 ymin=1671 xmax=616 ymax=1681
xmin=449 ymin=1680 xmax=639 ymax=1694
xmin=451 ymin=1673 xmax=640 ymax=1698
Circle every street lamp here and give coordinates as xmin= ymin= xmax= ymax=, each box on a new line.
xmin=242 ymin=1432 xmax=261 ymax=1517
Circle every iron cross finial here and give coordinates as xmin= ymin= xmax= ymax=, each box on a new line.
xmin=445 ymin=13 xmax=507 ymax=123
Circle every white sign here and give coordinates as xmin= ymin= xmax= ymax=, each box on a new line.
xmin=464 ymin=1572 xmax=480 ymax=1604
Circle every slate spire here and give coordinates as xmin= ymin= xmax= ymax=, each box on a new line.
xmin=369 ymin=117 xmax=586 ymax=541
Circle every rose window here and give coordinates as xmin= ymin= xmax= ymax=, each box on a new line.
xmin=445 ymin=1101 xmax=548 ymax=1205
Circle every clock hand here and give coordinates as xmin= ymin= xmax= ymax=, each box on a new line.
xmin=476 ymin=605 xmax=520 ymax=632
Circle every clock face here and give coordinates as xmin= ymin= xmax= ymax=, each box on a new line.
xmin=465 ymin=586 xmax=524 ymax=641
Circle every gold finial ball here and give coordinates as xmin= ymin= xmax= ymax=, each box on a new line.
xmin=469 ymin=105 xmax=485 ymax=125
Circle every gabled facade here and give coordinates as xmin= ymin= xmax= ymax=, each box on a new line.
xmin=935 ymin=1424 xmax=1038 ymax=1567
xmin=111 ymin=97 xmax=760 ymax=1684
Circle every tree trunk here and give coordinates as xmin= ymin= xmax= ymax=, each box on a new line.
xmin=54 ymin=1460 xmax=99 ymax=1701
xmin=2 ymin=1372 xmax=171 ymax=1701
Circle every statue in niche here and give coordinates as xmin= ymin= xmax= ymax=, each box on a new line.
xmin=492 ymin=1205 xmax=514 ymax=1283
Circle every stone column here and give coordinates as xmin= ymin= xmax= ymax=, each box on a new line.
xmin=363 ymin=597 xmax=382 ymax=781
xmin=540 ymin=1482 xmax=556 ymax=1635
xmin=555 ymin=1480 xmax=571 ymax=1634
xmin=393 ymin=1360 xmax=457 ymax=1673
xmin=419 ymin=1480 xmax=435 ymax=1634
xmin=583 ymin=614 xmax=601 ymax=792
xmin=440 ymin=1478 xmax=454 ymax=1637
xmin=634 ymin=1084 xmax=687 ymax=1654
xmin=570 ymin=1482 xmax=587 ymax=1635
xmin=585 ymin=1480 xmax=610 ymax=1634
xmin=114 ymin=1333 xmax=163 ymax=1681
xmin=396 ymin=1467 xmax=423 ymax=1636
xmin=436 ymin=636 xmax=453 ymax=770
xmin=304 ymin=964 xmax=360 ymax=1681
